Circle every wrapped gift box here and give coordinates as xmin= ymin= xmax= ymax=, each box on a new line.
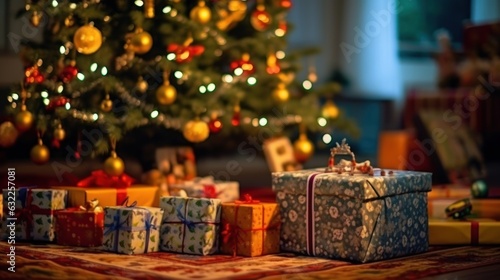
xmin=428 ymin=185 xmax=471 ymax=199
xmin=170 ymin=177 xmax=239 ymax=203
xmin=429 ymin=218 xmax=500 ymax=245
xmin=272 ymin=168 xmax=432 ymax=263
xmin=56 ymin=208 xmax=104 ymax=247
xmin=160 ymin=196 xmax=221 ymax=255
xmin=52 ymin=185 xmax=160 ymax=207
xmin=428 ymin=198 xmax=500 ymax=220
xmin=2 ymin=188 xmax=67 ymax=242
xmin=220 ymin=197 xmax=280 ymax=257
xmin=102 ymin=205 xmax=163 ymax=254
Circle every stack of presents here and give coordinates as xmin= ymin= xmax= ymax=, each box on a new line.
xmin=1 ymin=141 xmax=499 ymax=264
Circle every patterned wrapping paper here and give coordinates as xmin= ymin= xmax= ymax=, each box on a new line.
xmin=220 ymin=198 xmax=280 ymax=257
xmin=428 ymin=198 xmax=500 ymax=220
xmin=51 ymin=185 xmax=160 ymax=207
xmin=102 ymin=205 xmax=163 ymax=254
xmin=272 ymin=168 xmax=432 ymax=263
xmin=429 ymin=218 xmax=500 ymax=245
xmin=170 ymin=177 xmax=240 ymax=203
xmin=56 ymin=209 xmax=104 ymax=247
xmin=2 ymin=188 xmax=67 ymax=242
xmin=159 ymin=196 xmax=221 ymax=255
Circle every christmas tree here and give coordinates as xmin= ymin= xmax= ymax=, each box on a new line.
xmin=1 ymin=0 xmax=357 ymax=173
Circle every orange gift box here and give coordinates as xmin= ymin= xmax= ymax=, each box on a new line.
xmin=56 ymin=208 xmax=104 ymax=247
xmin=428 ymin=185 xmax=471 ymax=199
xmin=429 ymin=218 xmax=500 ymax=245
xmin=220 ymin=196 xmax=280 ymax=257
xmin=428 ymin=198 xmax=500 ymax=220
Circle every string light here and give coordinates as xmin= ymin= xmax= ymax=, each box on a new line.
xmin=174 ymin=71 xmax=183 ymax=79
xmin=52 ymin=0 xmax=59 ymax=7
xmin=163 ymin=6 xmax=172 ymax=14
xmin=234 ymin=68 xmax=243 ymax=76
xmin=276 ymin=51 xmax=286 ymax=59
xmin=317 ymin=117 xmax=327 ymax=127
xmin=134 ymin=0 xmax=144 ymax=7
xmin=322 ymin=134 xmax=332 ymax=144
xmin=43 ymin=99 xmax=50 ymax=106
xmin=259 ymin=117 xmax=267 ymax=126
xmin=199 ymin=85 xmax=207 ymax=94
xmin=150 ymin=110 xmax=159 ymax=118
xmin=302 ymin=80 xmax=312 ymax=90
xmin=11 ymin=93 xmax=19 ymax=100
xmin=57 ymin=85 xmax=64 ymax=93
xmin=247 ymin=77 xmax=257 ymax=85
xmin=77 ymin=73 xmax=85 ymax=81
xmin=92 ymin=113 xmax=99 ymax=121
xmin=90 ymin=63 xmax=98 ymax=72
xmin=65 ymin=103 xmax=71 ymax=110
xmin=207 ymin=83 xmax=216 ymax=92
xmin=69 ymin=3 xmax=77 ymax=9
xmin=59 ymin=46 xmax=66 ymax=54
xmin=41 ymin=91 xmax=49 ymax=98
xmin=166 ymin=53 xmax=176 ymax=61
xmin=223 ymin=75 xmax=233 ymax=83
xmin=101 ymin=67 xmax=108 ymax=76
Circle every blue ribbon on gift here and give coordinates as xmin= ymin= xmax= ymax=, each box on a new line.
xmin=176 ymin=203 xmax=197 ymax=232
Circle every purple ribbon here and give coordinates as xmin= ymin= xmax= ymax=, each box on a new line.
xmin=306 ymin=173 xmax=320 ymax=256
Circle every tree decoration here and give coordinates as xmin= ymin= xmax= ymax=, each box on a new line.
xmin=100 ymin=94 xmax=113 ymax=112
xmin=73 ymin=24 xmax=103 ymax=54
xmin=321 ymin=99 xmax=339 ymax=119
xmin=216 ymin=0 xmax=247 ymax=31
xmin=272 ymin=82 xmax=289 ymax=102
xmin=156 ymin=71 xmax=177 ymax=105
xmin=208 ymin=112 xmax=223 ymax=133
xmin=53 ymin=123 xmax=66 ymax=141
xmin=0 ymin=121 xmax=18 ymax=148
xmin=294 ymin=131 xmax=314 ymax=163
xmin=308 ymin=64 xmax=318 ymax=83
xmin=30 ymin=10 xmax=42 ymax=27
xmin=15 ymin=104 xmax=34 ymax=132
xmin=47 ymin=96 xmax=70 ymax=111
xmin=266 ymin=53 xmax=281 ymax=74
xmin=144 ymin=0 xmax=155 ymax=18
xmin=31 ymin=137 xmax=50 ymax=165
xmin=279 ymin=0 xmax=293 ymax=9
xmin=104 ymin=139 xmax=125 ymax=176
xmin=277 ymin=20 xmax=288 ymax=36
xmin=64 ymin=14 xmax=75 ymax=27
xmin=471 ymin=180 xmax=488 ymax=198
xmin=126 ymin=28 xmax=153 ymax=55
xmin=183 ymin=118 xmax=210 ymax=143
xmin=190 ymin=1 xmax=212 ymax=24
xmin=60 ymin=60 xmax=79 ymax=83
xmin=251 ymin=3 xmax=272 ymax=31
xmin=231 ymin=104 xmax=241 ymax=126
xmin=167 ymin=37 xmax=205 ymax=63
xmin=230 ymin=53 xmax=255 ymax=75
xmin=136 ymin=76 xmax=148 ymax=93
xmin=25 ymin=65 xmax=44 ymax=84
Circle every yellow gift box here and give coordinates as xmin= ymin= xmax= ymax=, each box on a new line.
xmin=428 ymin=185 xmax=470 ymax=199
xmin=429 ymin=218 xmax=500 ymax=245
xmin=428 ymin=199 xmax=500 ymax=220
xmin=52 ymin=185 xmax=160 ymax=207
xmin=220 ymin=198 xmax=280 ymax=257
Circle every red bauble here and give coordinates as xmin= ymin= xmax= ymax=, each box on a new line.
xmin=280 ymin=0 xmax=292 ymax=9
xmin=61 ymin=64 xmax=78 ymax=83
xmin=47 ymin=96 xmax=70 ymax=111
xmin=230 ymin=54 xmax=255 ymax=75
xmin=167 ymin=43 xmax=205 ymax=63
xmin=208 ymin=118 xmax=223 ymax=133
xmin=51 ymin=138 xmax=61 ymax=148
xmin=231 ymin=110 xmax=240 ymax=126
xmin=278 ymin=20 xmax=288 ymax=34
xmin=25 ymin=66 xmax=44 ymax=84
xmin=250 ymin=6 xmax=271 ymax=31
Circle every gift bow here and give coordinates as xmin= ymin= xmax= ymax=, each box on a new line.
xmin=77 ymin=170 xmax=135 ymax=188
xmin=235 ymin=194 xmax=260 ymax=204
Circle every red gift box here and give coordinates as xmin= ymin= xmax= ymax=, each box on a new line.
xmin=56 ymin=208 xmax=104 ymax=247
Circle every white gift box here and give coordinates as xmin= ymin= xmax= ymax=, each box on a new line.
xmin=170 ymin=176 xmax=240 ymax=203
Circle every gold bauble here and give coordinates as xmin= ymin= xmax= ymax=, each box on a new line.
xmin=31 ymin=140 xmax=50 ymax=165
xmin=0 ymin=121 xmax=18 ymax=148
xmin=73 ymin=24 xmax=103 ymax=55
xmin=64 ymin=14 xmax=75 ymax=27
xmin=183 ymin=119 xmax=210 ymax=143
xmin=104 ymin=151 xmax=125 ymax=176
xmin=101 ymin=97 xmax=113 ymax=112
xmin=53 ymin=125 xmax=66 ymax=141
xmin=322 ymin=100 xmax=339 ymax=119
xmin=156 ymin=82 xmax=177 ymax=105
xmin=30 ymin=11 xmax=42 ymax=27
xmin=15 ymin=105 xmax=34 ymax=132
xmin=136 ymin=77 xmax=148 ymax=93
xmin=294 ymin=134 xmax=314 ymax=163
xmin=272 ymin=83 xmax=289 ymax=102
xmin=190 ymin=1 xmax=212 ymax=24
xmin=129 ymin=29 xmax=153 ymax=54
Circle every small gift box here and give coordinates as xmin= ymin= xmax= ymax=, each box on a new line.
xmin=170 ymin=176 xmax=239 ymax=203
xmin=428 ymin=184 xmax=471 ymax=199
xmin=52 ymin=170 xmax=160 ymax=207
xmin=428 ymin=198 xmax=500 ymax=220
xmin=220 ymin=194 xmax=280 ymax=257
xmin=159 ymin=196 xmax=221 ymax=255
xmin=2 ymin=187 xmax=67 ymax=242
xmin=102 ymin=199 xmax=163 ymax=254
xmin=56 ymin=199 xmax=104 ymax=247
xmin=429 ymin=218 xmax=500 ymax=245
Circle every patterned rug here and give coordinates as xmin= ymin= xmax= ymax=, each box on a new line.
xmin=1 ymin=243 xmax=500 ymax=280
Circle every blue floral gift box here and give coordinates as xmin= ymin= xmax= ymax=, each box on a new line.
xmin=272 ymin=168 xmax=432 ymax=263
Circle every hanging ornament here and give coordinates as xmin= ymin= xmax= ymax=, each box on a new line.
xmin=15 ymin=104 xmax=34 ymax=132
xmin=307 ymin=65 xmax=318 ymax=83
xmin=321 ymin=100 xmax=339 ymax=119
xmin=64 ymin=14 xmax=75 ymax=27
xmin=60 ymin=60 xmax=78 ymax=83
xmin=208 ymin=112 xmax=223 ymax=134
xmin=104 ymin=151 xmax=125 ymax=176
xmin=230 ymin=53 xmax=255 ymax=75
xmin=47 ymin=96 xmax=70 ymax=111
xmin=231 ymin=104 xmax=241 ymax=126
xmin=73 ymin=24 xmax=103 ymax=55
xmin=136 ymin=76 xmax=148 ymax=93
xmin=183 ymin=118 xmax=210 ymax=143
xmin=31 ymin=138 xmax=50 ymax=165
xmin=272 ymin=82 xmax=289 ymax=103
xmin=30 ymin=10 xmax=42 ymax=27
xmin=294 ymin=133 xmax=314 ymax=163
xmin=276 ymin=20 xmax=288 ymax=36
xmin=251 ymin=3 xmax=271 ymax=31
xmin=266 ymin=53 xmax=281 ymax=74
xmin=279 ymin=0 xmax=293 ymax=9
xmin=100 ymin=94 xmax=113 ymax=112
xmin=25 ymin=65 xmax=44 ymax=84
xmin=156 ymin=72 xmax=177 ymax=105
xmin=216 ymin=0 xmax=247 ymax=31
xmin=53 ymin=123 xmax=66 ymax=141
xmin=190 ymin=1 xmax=212 ymax=24
xmin=167 ymin=37 xmax=205 ymax=63
xmin=144 ymin=0 xmax=155 ymax=18
xmin=471 ymin=180 xmax=488 ymax=198
xmin=127 ymin=28 xmax=153 ymax=55
xmin=0 ymin=121 xmax=18 ymax=148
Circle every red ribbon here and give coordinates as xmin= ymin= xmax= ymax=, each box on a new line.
xmin=234 ymin=193 xmax=261 ymax=205
xmin=470 ymin=220 xmax=479 ymax=245
xmin=77 ymin=170 xmax=134 ymax=205
xmin=203 ymin=185 xmax=217 ymax=198
xmin=14 ymin=189 xmax=59 ymax=240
